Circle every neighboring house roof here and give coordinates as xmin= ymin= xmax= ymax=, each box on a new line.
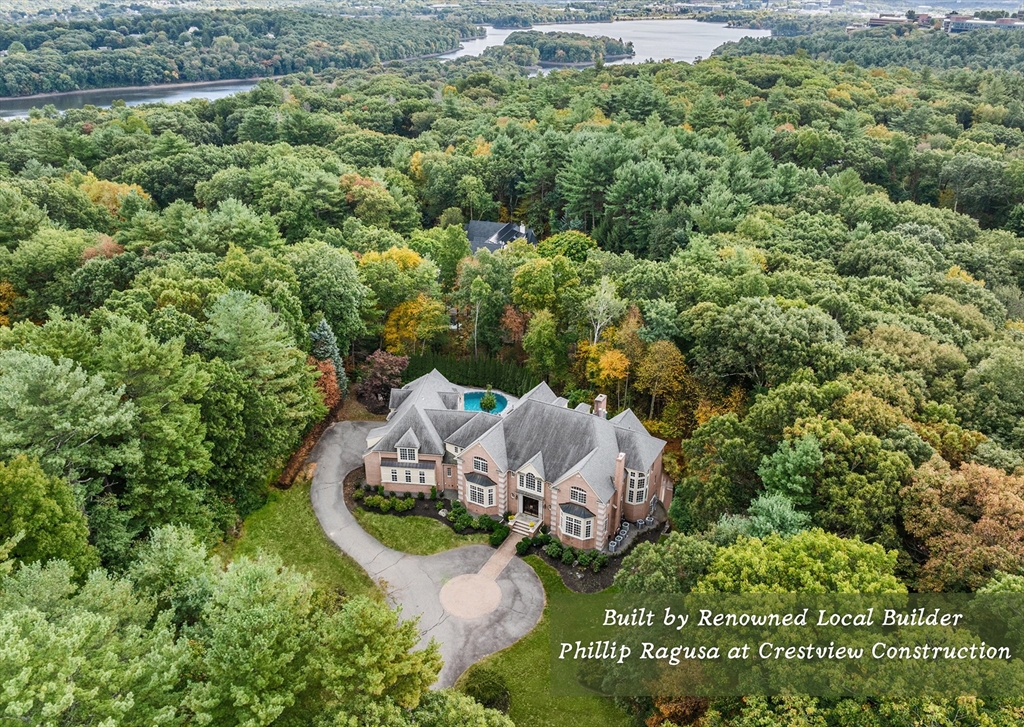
xmin=465 ymin=220 xmax=538 ymax=253
xmin=368 ymin=370 xmax=665 ymax=505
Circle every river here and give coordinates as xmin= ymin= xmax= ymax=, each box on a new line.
xmin=0 ymin=19 xmax=768 ymax=120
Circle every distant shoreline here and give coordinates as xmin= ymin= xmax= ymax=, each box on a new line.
xmin=0 ymin=75 xmax=282 ymax=103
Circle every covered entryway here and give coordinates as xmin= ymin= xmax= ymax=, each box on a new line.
xmin=520 ymin=495 xmax=540 ymax=517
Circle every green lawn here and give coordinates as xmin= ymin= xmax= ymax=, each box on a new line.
xmin=456 ymin=556 xmax=632 ymax=727
xmin=353 ymin=510 xmax=490 ymax=555
xmin=217 ymin=478 xmax=379 ymax=599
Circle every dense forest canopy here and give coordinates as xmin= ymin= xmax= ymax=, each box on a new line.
xmin=499 ymin=30 xmax=633 ymax=64
xmin=719 ymin=24 xmax=1024 ymax=71
xmin=0 ymin=10 xmax=479 ymax=96
xmin=5 ymin=9 xmax=1024 ymax=725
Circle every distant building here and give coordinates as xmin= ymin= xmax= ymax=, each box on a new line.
xmin=464 ymin=220 xmax=537 ymax=254
xmin=943 ymin=14 xmax=1024 ymax=32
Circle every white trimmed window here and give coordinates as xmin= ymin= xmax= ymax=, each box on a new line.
xmin=473 ymin=457 xmax=488 ymax=473
xmin=570 ymin=486 xmax=587 ymax=505
xmin=627 ymin=470 xmax=648 ymax=504
xmin=468 ymin=483 xmax=495 ymax=507
xmin=405 ymin=470 xmax=412 ymax=483
xmin=390 ymin=469 xmax=398 ymax=483
xmin=518 ymin=472 xmax=542 ymax=494
xmin=418 ymin=470 xmax=426 ymax=484
xmin=446 ymin=467 xmax=452 ymax=477
xmin=562 ymin=513 xmax=593 ymax=540
xmin=398 ymin=447 xmax=417 ymax=462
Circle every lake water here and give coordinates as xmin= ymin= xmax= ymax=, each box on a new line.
xmin=0 ymin=19 xmax=768 ymax=119
xmin=0 ymin=79 xmax=260 ymax=120
xmin=439 ymin=19 xmax=770 ymax=64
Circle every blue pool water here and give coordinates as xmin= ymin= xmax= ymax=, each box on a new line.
xmin=463 ymin=391 xmax=508 ymax=414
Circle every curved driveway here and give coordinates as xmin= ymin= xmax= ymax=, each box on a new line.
xmin=309 ymin=420 xmax=545 ymax=688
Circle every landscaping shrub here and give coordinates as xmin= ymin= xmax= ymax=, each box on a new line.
xmin=394 ymin=497 xmax=415 ymax=512
xmin=377 ymin=485 xmax=384 ymax=496
xmin=544 ymin=542 xmax=562 ymax=559
xmin=418 ymin=491 xmax=425 ymax=500
xmin=461 ymin=665 xmax=512 ymax=713
xmin=430 ymin=486 xmax=437 ymax=499
xmin=476 ymin=516 xmax=496 ymax=533
xmin=352 ymin=488 xmax=364 ymax=501
xmin=435 ymin=500 xmax=444 ymax=511
xmin=561 ymin=546 xmax=576 ymax=565
xmin=515 ymin=537 xmax=532 ymax=556
xmin=454 ymin=513 xmax=475 ymax=532
xmin=540 ymin=524 xmax=549 ymax=535
xmin=379 ymin=497 xmax=394 ymax=513
xmin=489 ymin=525 xmax=510 ymax=546
xmin=577 ymin=550 xmax=592 ymax=568
xmin=531 ymin=533 xmax=549 ymax=547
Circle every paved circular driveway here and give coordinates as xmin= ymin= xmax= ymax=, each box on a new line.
xmin=309 ymin=420 xmax=545 ymax=688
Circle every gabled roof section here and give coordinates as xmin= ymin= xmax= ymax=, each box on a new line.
xmin=371 ymin=406 xmax=445 ymax=455
xmin=500 ymin=399 xmax=601 ymax=485
xmin=474 ymin=420 xmax=508 ymax=472
xmin=610 ymin=408 xmax=646 ymax=433
xmin=394 ymin=428 xmax=420 ymax=450
xmin=446 ymin=411 xmax=501 ymax=449
xmin=519 ymin=380 xmax=558 ymax=405
xmin=439 ymin=390 xmax=460 ymax=409
xmin=370 ymin=370 xmax=461 ymax=456
xmin=520 ymin=451 xmax=545 ymax=481
xmin=423 ymin=409 xmax=478 ymax=442
xmin=389 ymin=389 xmax=411 ymax=410
xmin=615 ymin=427 xmax=665 ymax=473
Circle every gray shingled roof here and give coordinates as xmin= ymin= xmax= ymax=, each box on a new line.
xmin=370 ymin=370 xmax=665 ymax=507
xmin=475 ymin=420 xmax=508 ymax=471
xmin=394 ymin=428 xmax=420 ymax=450
xmin=499 ymin=399 xmax=617 ymax=498
xmin=465 ymin=472 xmax=496 ymax=487
xmin=520 ymin=450 xmax=545 ymax=481
xmin=519 ymin=380 xmax=558 ymax=404
xmin=560 ymin=502 xmax=595 ymax=519
xmin=371 ymin=406 xmax=445 ymax=455
xmin=445 ymin=412 xmax=501 ymax=448
xmin=389 ymin=389 xmax=411 ymax=410
xmin=424 ymin=409 xmax=478 ymax=441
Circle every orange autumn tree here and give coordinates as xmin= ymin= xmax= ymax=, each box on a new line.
xmin=903 ymin=457 xmax=1024 ymax=591
xmin=309 ymin=356 xmax=342 ymax=410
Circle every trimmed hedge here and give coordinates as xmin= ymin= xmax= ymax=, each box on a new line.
xmin=404 ymin=352 xmax=540 ymax=397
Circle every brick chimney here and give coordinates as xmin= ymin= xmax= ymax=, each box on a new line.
xmin=593 ymin=394 xmax=607 ymax=419
xmin=613 ymin=452 xmax=626 ymax=505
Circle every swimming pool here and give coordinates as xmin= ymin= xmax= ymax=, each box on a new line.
xmin=463 ymin=391 xmax=508 ymax=414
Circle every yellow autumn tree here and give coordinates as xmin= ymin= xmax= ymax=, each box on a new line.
xmin=594 ymin=349 xmax=630 ymax=409
xmin=73 ymin=172 xmax=149 ymax=215
xmin=0 ymin=281 xmax=15 ymax=327
xmin=384 ymin=293 xmax=448 ymax=355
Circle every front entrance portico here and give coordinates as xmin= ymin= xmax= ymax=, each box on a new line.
xmin=519 ymin=494 xmax=541 ymax=519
